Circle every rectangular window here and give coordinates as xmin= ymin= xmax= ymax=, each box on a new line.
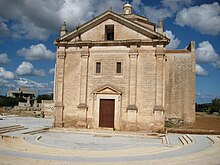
xmin=105 ymin=25 xmax=114 ymax=41
xmin=116 ymin=62 xmax=122 ymax=73
xmin=96 ymin=62 xmax=101 ymax=73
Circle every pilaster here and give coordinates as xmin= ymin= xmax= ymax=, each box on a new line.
xmin=153 ymin=45 xmax=165 ymax=130
xmin=126 ymin=45 xmax=138 ymax=131
xmin=127 ymin=45 xmax=138 ymax=110
xmin=54 ymin=47 xmax=66 ymax=127
xmin=154 ymin=45 xmax=165 ymax=108
xmin=77 ymin=46 xmax=89 ymax=127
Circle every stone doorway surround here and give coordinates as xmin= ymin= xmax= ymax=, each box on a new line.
xmin=93 ymin=85 xmax=121 ymax=130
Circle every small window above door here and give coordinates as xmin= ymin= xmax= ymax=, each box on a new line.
xmin=116 ymin=62 xmax=122 ymax=74
xmin=96 ymin=62 xmax=101 ymax=73
xmin=105 ymin=25 xmax=114 ymax=41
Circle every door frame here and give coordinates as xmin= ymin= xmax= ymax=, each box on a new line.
xmin=94 ymin=94 xmax=121 ymax=130
xmin=99 ymin=99 xmax=115 ymax=128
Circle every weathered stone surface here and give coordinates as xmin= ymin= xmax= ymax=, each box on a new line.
xmin=53 ymin=3 xmax=195 ymax=132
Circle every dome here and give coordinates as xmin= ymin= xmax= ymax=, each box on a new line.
xmin=123 ymin=2 xmax=132 ymax=14
xmin=123 ymin=2 xmax=132 ymax=9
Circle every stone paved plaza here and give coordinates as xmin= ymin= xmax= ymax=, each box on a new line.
xmin=0 ymin=116 xmax=220 ymax=165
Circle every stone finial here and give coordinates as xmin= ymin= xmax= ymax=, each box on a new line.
xmin=60 ymin=22 xmax=68 ymax=36
xmin=157 ymin=18 xmax=163 ymax=34
xmin=123 ymin=2 xmax=132 ymax=15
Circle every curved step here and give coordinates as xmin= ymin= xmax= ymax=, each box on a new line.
xmin=0 ymin=125 xmax=27 ymax=134
xmin=179 ymin=134 xmax=193 ymax=146
xmin=23 ymin=127 xmax=49 ymax=135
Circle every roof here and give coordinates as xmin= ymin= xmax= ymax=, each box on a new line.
xmin=55 ymin=10 xmax=169 ymax=44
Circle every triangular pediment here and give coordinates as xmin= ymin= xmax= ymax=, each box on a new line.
xmin=56 ymin=10 xmax=168 ymax=42
xmin=94 ymin=85 xmax=121 ymax=95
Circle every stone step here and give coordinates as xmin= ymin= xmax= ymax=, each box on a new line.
xmin=160 ymin=134 xmax=170 ymax=145
xmin=186 ymin=134 xmax=193 ymax=143
xmin=179 ymin=134 xmax=194 ymax=146
xmin=0 ymin=125 xmax=21 ymax=130
xmin=0 ymin=125 xmax=27 ymax=134
xmin=23 ymin=127 xmax=49 ymax=135
xmin=179 ymin=136 xmax=187 ymax=145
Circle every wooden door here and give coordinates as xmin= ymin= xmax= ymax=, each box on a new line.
xmin=99 ymin=99 xmax=115 ymax=128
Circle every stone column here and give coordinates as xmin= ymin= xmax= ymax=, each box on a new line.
xmin=77 ymin=46 xmax=89 ymax=127
xmin=126 ymin=45 xmax=138 ymax=131
xmin=153 ymin=45 xmax=165 ymax=131
xmin=54 ymin=47 xmax=66 ymax=127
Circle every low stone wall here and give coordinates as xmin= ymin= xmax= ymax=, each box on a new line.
xmin=167 ymin=128 xmax=220 ymax=135
xmin=41 ymin=100 xmax=54 ymax=118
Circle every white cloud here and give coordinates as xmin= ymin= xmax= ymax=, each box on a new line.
xmin=11 ymin=18 xmax=49 ymax=40
xmin=0 ymin=20 xmax=9 ymax=37
xmin=0 ymin=0 xmax=62 ymax=40
xmin=0 ymin=0 xmax=195 ymax=40
xmin=196 ymin=92 xmax=220 ymax=103
xmin=132 ymin=0 xmax=171 ymax=22
xmin=49 ymin=68 xmax=55 ymax=74
xmin=16 ymin=61 xmax=45 ymax=77
xmin=0 ymin=79 xmax=15 ymax=88
xmin=175 ymin=2 xmax=220 ymax=35
xmin=15 ymin=78 xmax=48 ymax=89
xmin=0 ymin=0 xmax=124 ymax=40
xmin=213 ymin=60 xmax=220 ymax=69
xmin=164 ymin=30 xmax=180 ymax=49
xmin=132 ymin=0 xmax=193 ymax=22
xmin=17 ymin=43 xmax=55 ymax=61
xmin=0 ymin=53 xmax=10 ymax=64
xmin=162 ymin=0 xmax=193 ymax=13
xmin=58 ymin=0 xmax=92 ymax=27
xmin=0 ymin=67 xmax=15 ymax=79
xmin=196 ymin=41 xmax=220 ymax=67
xmin=196 ymin=64 xmax=208 ymax=77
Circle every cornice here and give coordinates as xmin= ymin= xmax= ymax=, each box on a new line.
xmin=55 ymin=39 xmax=169 ymax=48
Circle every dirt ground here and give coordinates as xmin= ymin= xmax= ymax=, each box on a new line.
xmin=182 ymin=112 xmax=220 ymax=131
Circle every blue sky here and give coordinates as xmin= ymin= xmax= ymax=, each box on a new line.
xmin=0 ymin=0 xmax=219 ymax=103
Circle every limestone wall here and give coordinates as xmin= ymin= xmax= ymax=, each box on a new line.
xmin=165 ymin=45 xmax=195 ymax=123
xmin=62 ymin=47 xmax=81 ymax=126
xmin=60 ymin=44 xmax=161 ymax=131
xmin=136 ymin=46 xmax=157 ymax=130
xmin=79 ymin=19 xmax=151 ymax=41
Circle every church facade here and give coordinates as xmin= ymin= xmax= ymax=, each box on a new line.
xmin=54 ymin=3 xmax=195 ymax=132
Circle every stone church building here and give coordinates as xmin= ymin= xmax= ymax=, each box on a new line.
xmin=54 ymin=3 xmax=195 ymax=132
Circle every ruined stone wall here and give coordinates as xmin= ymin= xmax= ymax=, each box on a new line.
xmin=165 ymin=49 xmax=195 ymax=123
xmin=41 ymin=100 xmax=54 ymax=118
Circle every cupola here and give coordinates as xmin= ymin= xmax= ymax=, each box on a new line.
xmin=123 ymin=2 xmax=132 ymax=15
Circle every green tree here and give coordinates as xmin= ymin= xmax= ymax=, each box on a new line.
xmin=211 ymin=98 xmax=220 ymax=113
xmin=37 ymin=94 xmax=53 ymax=103
xmin=196 ymin=98 xmax=220 ymax=114
xmin=0 ymin=96 xmax=26 ymax=107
